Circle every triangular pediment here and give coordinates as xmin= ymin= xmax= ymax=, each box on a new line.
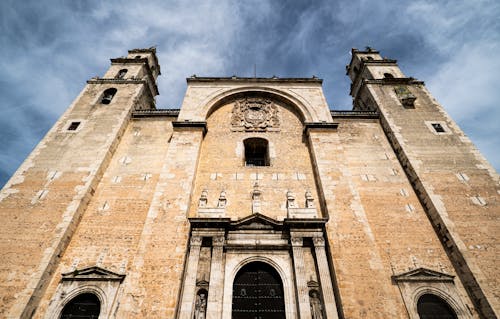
xmin=62 ymin=266 xmax=125 ymax=282
xmin=392 ymin=267 xmax=454 ymax=283
xmin=231 ymin=213 xmax=282 ymax=230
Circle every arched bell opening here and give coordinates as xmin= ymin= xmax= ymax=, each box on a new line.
xmin=232 ymin=261 xmax=285 ymax=319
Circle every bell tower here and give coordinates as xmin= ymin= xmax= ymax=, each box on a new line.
xmin=347 ymin=47 xmax=499 ymax=318
xmin=0 ymin=48 xmax=160 ymax=318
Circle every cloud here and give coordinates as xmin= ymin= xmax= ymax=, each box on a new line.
xmin=0 ymin=0 xmax=499 ymax=187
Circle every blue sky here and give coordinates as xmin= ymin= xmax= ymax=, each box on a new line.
xmin=0 ymin=0 xmax=499 ymax=187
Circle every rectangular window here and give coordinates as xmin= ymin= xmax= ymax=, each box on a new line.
xmin=431 ymin=123 xmax=445 ymax=133
xmin=67 ymin=122 xmax=81 ymax=131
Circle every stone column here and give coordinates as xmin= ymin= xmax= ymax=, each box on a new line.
xmin=207 ymin=235 xmax=225 ymax=319
xmin=313 ymin=237 xmax=339 ymax=319
xmin=291 ymin=236 xmax=312 ymax=319
xmin=179 ymin=236 xmax=203 ymax=319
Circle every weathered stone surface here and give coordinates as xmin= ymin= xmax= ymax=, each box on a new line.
xmin=0 ymin=48 xmax=497 ymax=319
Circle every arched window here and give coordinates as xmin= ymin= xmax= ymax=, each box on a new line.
xmin=353 ymin=66 xmax=359 ymax=74
xmin=366 ymin=56 xmax=374 ymax=60
xmin=384 ymin=72 xmax=394 ymax=78
xmin=101 ymin=88 xmax=117 ymax=104
xmin=417 ymin=294 xmax=457 ymax=319
xmin=232 ymin=262 xmax=285 ymax=319
xmin=135 ymin=55 xmax=141 ymax=59
xmin=115 ymin=69 xmax=127 ymax=79
xmin=60 ymin=293 xmax=100 ymax=319
xmin=244 ymin=138 xmax=269 ymax=166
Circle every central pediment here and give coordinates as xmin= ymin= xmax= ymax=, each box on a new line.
xmin=231 ymin=213 xmax=283 ymax=230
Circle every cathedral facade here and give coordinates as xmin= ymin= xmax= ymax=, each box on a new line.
xmin=0 ymin=47 xmax=498 ymax=318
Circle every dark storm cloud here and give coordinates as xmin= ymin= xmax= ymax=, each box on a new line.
xmin=0 ymin=0 xmax=499 ymax=187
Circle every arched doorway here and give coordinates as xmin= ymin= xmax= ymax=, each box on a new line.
xmin=60 ymin=292 xmax=101 ymax=319
xmin=232 ymin=261 xmax=285 ymax=319
xmin=417 ymin=294 xmax=458 ymax=319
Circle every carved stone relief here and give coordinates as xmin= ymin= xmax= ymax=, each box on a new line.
xmin=231 ymin=97 xmax=280 ymax=131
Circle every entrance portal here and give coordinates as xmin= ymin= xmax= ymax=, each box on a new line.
xmin=232 ymin=261 xmax=285 ymax=319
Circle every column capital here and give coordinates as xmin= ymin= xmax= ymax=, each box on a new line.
xmin=291 ymin=236 xmax=303 ymax=247
xmin=190 ymin=236 xmax=203 ymax=247
xmin=212 ymin=235 xmax=225 ymax=247
xmin=313 ymin=237 xmax=325 ymax=247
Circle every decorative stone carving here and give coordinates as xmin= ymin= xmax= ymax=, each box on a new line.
xmin=287 ymin=189 xmax=318 ymax=219
xmin=312 ymin=237 xmax=325 ymax=247
xmin=197 ymin=188 xmax=226 ymax=218
xmin=194 ymin=291 xmax=207 ymax=319
xmin=252 ymin=182 xmax=262 ymax=214
xmin=217 ymin=190 xmax=227 ymax=208
xmin=231 ymin=97 xmax=279 ymax=131
xmin=309 ymin=290 xmax=325 ymax=319
xmin=199 ymin=188 xmax=208 ymax=208
xmin=212 ymin=236 xmax=225 ymax=246
xmin=287 ymin=190 xmax=297 ymax=208
xmin=190 ymin=236 xmax=203 ymax=247
xmin=305 ymin=190 xmax=315 ymax=208
xmin=291 ymin=236 xmax=303 ymax=247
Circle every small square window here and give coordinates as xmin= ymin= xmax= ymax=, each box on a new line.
xmin=67 ymin=122 xmax=81 ymax=131
xmin=431 ymin=123 xmax=445 ymax=133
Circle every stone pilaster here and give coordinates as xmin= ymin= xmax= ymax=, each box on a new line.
xmin=291 ymin=236 xmax=312 ymax=319
xmin=179 ymin=236 xmax=203 ymax=319
xmin=206 ymin=235 xmax=225 ymax=319
xmin=313 ymin=237 xmax=339 ymax=319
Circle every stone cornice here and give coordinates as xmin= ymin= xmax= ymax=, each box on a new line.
xmin=87 ymin=78 xmax=146 ymax=85
xmin=132 ymin=109 xmax=180 ymax=118
xmin=364 ymin=77 xmax=424 ymax=85
xmin=304 ymin=122 xmax=339 ymax=135
xmin=187 ymin=76 xmax=322 ymax=84
xmin=172 ymin=121 xmax=207 ymax=135
xmin=330 ymin=110 xmax=379 ymax=119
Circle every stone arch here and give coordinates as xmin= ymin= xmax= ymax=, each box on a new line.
xmin=411 ymin=286 xmax=467 ymax=318
xmin=232 ymin=261 xmax=285 ymax=318
xmin=223 ymin=255 xmax=295 ymax=319
xmin=201 ymin=87 xmax=315 ymax=123
xmin=55 ymin=285 xmax=107 ymax=319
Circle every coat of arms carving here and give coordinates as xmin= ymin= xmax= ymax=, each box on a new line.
xmin=231 ymin=97 xmax=280 ymax=131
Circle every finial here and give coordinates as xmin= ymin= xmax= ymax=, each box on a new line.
xmin=199 ymin=188 xmax=208 ymax=207
xmin=218 ymin=190 xmax=227 ymax=208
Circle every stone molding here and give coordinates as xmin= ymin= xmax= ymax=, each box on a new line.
xmin=392 ymin=267 xmax=455 ymax=283
xmin=172 ymin=121 xmax=207 ymax=135
xmin=45 ymin=266 xmax=124 ymax=319
xmin=61 ymin=266 xmax=125 ymax=282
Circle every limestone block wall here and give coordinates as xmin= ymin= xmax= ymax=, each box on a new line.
xmin=0 ymin=80 xmax=149 ymax=318
xmin=189 ymin=98 xmax=320 ymax=221
xmin=363 ymin=81 xmax=499 ymax=318
xmin=115 ymin=126 xmax=204 ymax=318
xmin=308 ymin=118 xmax=478 ymax=318
xmin=33 ymin=117 xmax=174 ymax=318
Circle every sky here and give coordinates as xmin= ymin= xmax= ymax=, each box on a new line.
xmin=0 ymin=0 xmax=499 ymax=187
